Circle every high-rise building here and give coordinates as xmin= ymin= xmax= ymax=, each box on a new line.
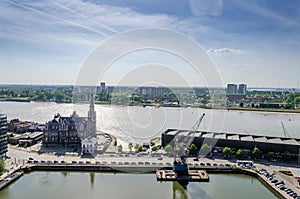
xmin=0 ymin=114 xmax=8 ymax=156
xmin=238 ymin=84 xmax=247 ymax=95
xmin=226 ymin=84 xmax=238 ymax=94
xmin=100 ymin=82 xmax=106 ymax=93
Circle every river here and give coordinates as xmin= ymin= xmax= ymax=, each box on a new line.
xmin=0 ymin=172 xmax=278 ymax=199
xmin=0 ymin=101 xmax=299 ymax=145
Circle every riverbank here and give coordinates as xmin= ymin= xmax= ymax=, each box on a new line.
xmin=2 ymin=100 xmax=300 ymax=114
xmin=220 ymin=106 xmax=300 ymax=114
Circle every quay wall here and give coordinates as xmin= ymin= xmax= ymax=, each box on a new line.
xmin=0 ymin=171 xmax=23 ymax=191
xmin=5 ymin=164 xmax=289 ymax=199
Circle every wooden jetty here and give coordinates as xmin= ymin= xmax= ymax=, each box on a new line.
xmin=156 ymin=169 xmax=209 ymax=182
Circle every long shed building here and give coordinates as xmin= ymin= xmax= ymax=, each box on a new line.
xmin=161 ymin=129 xmax=300 ymax=154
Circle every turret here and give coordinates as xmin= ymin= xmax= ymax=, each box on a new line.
xmin=87 ymin=93 xmax=96 ymax=137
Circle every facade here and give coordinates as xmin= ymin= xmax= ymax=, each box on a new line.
xmin=226 ymin=84 xmax=238 ymax=94
xmin=9 ymin=132 xmax=43 ymax=146
xmin=139 ymin=86 xmax=170 ymax=96
xmin=0 ymin=114 xmax=8 ymax=156
xmin=238 ymin=84 xmax=247 ymax=95
xmin=81 ymin=137 xmax=98 ymax=154
xmin=43 ymin=94 xmax=97 ymax=147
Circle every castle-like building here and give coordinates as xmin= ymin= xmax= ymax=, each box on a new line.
xmin=43 ymin=94 xmax=97 ymax=148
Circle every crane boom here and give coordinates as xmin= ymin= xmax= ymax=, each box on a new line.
xmin=173 ymin=113 xmax=205 ymax=161
xmin=281 ymin=121 xmax=289 ymax=138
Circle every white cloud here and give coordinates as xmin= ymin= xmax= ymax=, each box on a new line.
xmin=0 ymin=0 xmax=220 ymax=49
xmin=207 ymin=48 xmax=245 ymax=54
xmin=189 ymin=0 xmax=223 ymax=17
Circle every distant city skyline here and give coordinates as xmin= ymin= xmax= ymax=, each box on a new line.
xmin=0 ymin=0 xmax=300 ymax=88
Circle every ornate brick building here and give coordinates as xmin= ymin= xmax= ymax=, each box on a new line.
xmin=43 ymin=94 xmax=96 ymax=147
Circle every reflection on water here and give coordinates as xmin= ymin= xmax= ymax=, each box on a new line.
xmin=173 ymin=181 xmax=188 ymax=199
xmin=0 ymin=172 xmax=278 ymax=199
xmin=90 ymin=172 xmax=95 ymax=188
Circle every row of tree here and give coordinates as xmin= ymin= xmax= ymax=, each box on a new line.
xmin=0 ymin=89 xmax=72 ymax=103
xmin=117 ymin=143 xmax=159 ymax=153
xmin=163 ymin=143 xmax=292 ymax=161
xmin=0 ymin=160 xmax=5 ymax=173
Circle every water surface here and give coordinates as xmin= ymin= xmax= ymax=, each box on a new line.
xmin=0 ymin=172 xmax=278 ymax=199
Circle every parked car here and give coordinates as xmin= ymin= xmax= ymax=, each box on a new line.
xmin=271 ymin=179 xmax=278 ymax=183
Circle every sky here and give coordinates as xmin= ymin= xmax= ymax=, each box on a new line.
xmin=0 ymin=0 xmax=300 ymax=88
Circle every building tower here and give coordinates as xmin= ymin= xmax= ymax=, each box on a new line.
xmin=87 ymin=93 xmax=97 ymax=138
xmin=238 ymin=84 xmax=247 ymax=95
xmin=0 ymin=114 xmax=8 ymax=157
xmin=226 ymin=84 xmax=238 ymax=94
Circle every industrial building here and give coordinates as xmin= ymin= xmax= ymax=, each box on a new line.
xmin=162 ymin=129 xmax=300 ymax=154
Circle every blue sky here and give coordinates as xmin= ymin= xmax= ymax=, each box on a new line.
xmin=0 ymin=0 xmax=299 ymax=88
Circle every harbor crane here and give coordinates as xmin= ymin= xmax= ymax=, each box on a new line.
xmin=281 ymin=121 xmax=300 ymax=164
xmin=172 ymin=113 xmax=205 ymax=174
xmin=281 ymin=121 xmax=290 ymax=138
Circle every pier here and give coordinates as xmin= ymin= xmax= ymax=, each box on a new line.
xmin=156 ymin=169 xmax=209 ymax=182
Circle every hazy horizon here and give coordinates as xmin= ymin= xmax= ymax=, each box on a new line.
xmin=0 ymin=83 xmax=298 ymax=90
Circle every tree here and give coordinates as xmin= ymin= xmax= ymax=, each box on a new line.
xmin=236 ymin=149 xmax=245 ymax=159
xmin=151 ymin=146 xmax=158 ymax=152
xmin=128 ymin=143 xmax=133 ymax=152
xmin=283 ymin=151 xmax=291 ymax=161
xmin=117 ymin=144 xmax=123 ymax=152
xmin=164 ymin=144 xmax=172 ymax=153
xmin=265 ymin=152 xmax=275 ymax=160
xmin=134 ymin=144 xmax=139 ymax=151
xmin=137 ymin=145 xmax=143 ymax=153
xmin=199 ymin=144 xmax=210 ymax=156
xmin=0 ymin=160 xmax=5 ymax=173
xmin=252 ymin=147 xmax=261 ymax=159
xmin=222 ymin=147 xmax=232 ymax=157
xmin=54 ymin=91 xmax=66 ymax=103
xmin=188 ymin=144 xmax=198 ymax=156
xmin=295 ymin=97 xmax=300 ymax=107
